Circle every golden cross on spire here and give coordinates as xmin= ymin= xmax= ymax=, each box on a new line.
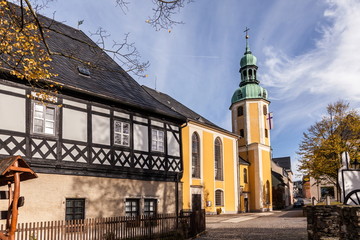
xmin=244 ymin=27 xmax=250 ymax=39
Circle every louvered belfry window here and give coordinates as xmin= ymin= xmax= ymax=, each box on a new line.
xmin=214 ymin=137 xmax=223 ymax=180
xmin=192 ymin=132 xmax=200 ymax=178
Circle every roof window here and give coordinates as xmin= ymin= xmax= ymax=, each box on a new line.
xmin=77 ymin=66 xmax=91 ymax=76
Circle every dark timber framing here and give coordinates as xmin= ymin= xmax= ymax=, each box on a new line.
xmin=0 ymin=79 xmax=183 ymax=182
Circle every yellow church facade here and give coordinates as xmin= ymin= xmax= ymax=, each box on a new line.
xmin=143 ymin=86 xmax=240 ymax=214
xmin=181 ymin=121 xmax=239 ymax=214
xmin=144 ymin=33 xmax=272 ymax=213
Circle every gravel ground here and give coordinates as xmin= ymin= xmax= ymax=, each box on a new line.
xmin=196 ymin=209 xmax=307 ymax=240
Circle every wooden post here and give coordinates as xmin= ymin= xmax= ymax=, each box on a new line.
xmin=8 ymin=161 xmax=20 ymax=240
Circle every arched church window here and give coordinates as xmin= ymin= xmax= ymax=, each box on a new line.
xmin=214 ymin=137 xmax=223 ymax=180
xmin=249 ymin=69 xmax=253 ymax=78
xmin=192 ymin=132 xmax=200 ymax=178
xmin=243 ymin=70 xmax=247 ymax=77
xmin=237 ymin=106 xmax=243 ymax=116
xmin=254 ymin=70 xmax=257 ymax=79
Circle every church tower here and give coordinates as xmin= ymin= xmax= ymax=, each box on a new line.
xmin=230 ymin=30 xmax=272 ymax=212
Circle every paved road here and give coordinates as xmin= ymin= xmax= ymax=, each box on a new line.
xmin=197 ymin=209 xmax=307 ymax=240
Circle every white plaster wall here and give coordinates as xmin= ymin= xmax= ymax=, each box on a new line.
xmin=92 ymin=114 xmax=110 ymax=145
xmin=0 ymin=93 xmax=25 ymax=132
xmin=0 ymin=174 xmax=177 ymax=223
xmin=133 ymin=124 xmax=148 ymax=151
xmin=63 ymin=108 xmax=87 ymax=142
xmin=63 ymin=99 xmax=87 ymax=109
xmin=167 ymin=132 xmax=180 ymax=157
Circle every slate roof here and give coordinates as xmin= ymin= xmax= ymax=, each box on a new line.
xmin=272 ymin=157 xmax=292 ymax=171
xmin=142 ymin=86 xmax=238 ymax=137
xmin=3 ymin=4 xmax=185 ymax=122
xmin=239 ymin=156 xmax=250 ymax=166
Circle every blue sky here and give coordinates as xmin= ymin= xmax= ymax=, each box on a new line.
xmin=40 ymin=0 xmax=360 ymax=180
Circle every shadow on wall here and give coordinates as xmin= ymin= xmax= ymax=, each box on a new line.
xmin=71 ymin=176 xmax=176 ymax=218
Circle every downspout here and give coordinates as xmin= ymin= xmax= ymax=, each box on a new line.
xmin=175 ymin=120 xmax=188 ymax=227
xmin=236 ymin=138 xmax=241 ymax=213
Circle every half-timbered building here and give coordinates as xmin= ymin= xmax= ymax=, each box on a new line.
xmin=0 ymin=11 xmax=185 ymax=223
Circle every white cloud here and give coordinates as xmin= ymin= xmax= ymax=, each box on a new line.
xmin=262 ymin=0 xmax=360 ymax=136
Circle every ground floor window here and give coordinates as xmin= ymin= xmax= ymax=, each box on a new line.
xmin=125 ymin=199 xmax=140 ymax=217
xmin=65 ymin=198 xmax=85 ymax=221
xmin=144 ymin=199 xmax=157 ymax=216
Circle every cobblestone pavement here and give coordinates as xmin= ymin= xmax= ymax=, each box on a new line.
xmin=196 ymin=209 xmax=307 ymax=240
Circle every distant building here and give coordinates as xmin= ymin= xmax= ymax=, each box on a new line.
xmin=302 ymin=176 xmax=311 ymax=199
xmin=293 ymin=180 xmax=303 ymax=198
xmin=309 ymin=177 xmax=338 ymax=201
xmin=271 ymin=157 xmax=293 ymax=209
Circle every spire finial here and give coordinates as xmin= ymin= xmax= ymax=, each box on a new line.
xmin=244 ymin=27 xmax=250 ymax=39
xmin=243 ymin=27 xmax=251 ymax=54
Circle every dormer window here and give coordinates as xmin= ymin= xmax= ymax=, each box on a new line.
xmin=77 ymin=66 xmax=91 ymax=77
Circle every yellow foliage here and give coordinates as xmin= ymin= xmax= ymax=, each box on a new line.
xmin=0 ymin=0 xmax=55 ymax=81
xmin=298 ymin=101 xmax=360 ymax=182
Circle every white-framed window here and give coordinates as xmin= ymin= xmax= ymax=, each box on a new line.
xmin=32 ymin=102 xmax=56 ymax=135
xmin=114 ymin=120 xmax=130 ymax=146
xmin=151 ymin=129 xmax=164 ymax=152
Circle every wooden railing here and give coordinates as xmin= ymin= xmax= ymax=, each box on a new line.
xmin=0 ymin=211 xmax=206 ymax=240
